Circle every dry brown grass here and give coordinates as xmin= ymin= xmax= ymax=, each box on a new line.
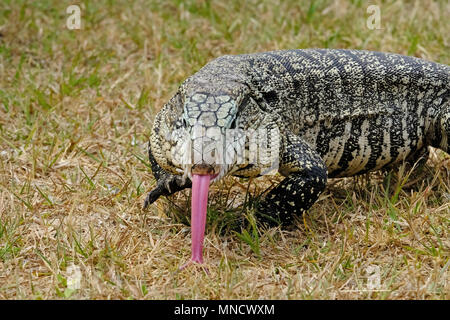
xmin=0 ymin=0 xmax=448 ymax=299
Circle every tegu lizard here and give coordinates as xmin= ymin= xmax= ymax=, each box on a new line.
xmin=144 ymin=49 xmax=449 ymax=267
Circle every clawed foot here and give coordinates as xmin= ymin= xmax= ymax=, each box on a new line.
xmin=143 ymin=184 xmax=165 ymax=208
xmin=143 ymin=174 xmax=192 ymax=209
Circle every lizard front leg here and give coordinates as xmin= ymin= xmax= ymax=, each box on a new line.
xmin=256 ymin=133 xmax=328 ymax=227
xmin=144 ymin=143 xmax=191 ymax=208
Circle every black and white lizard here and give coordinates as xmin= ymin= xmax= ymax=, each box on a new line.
xmin=144 ymin=49 xmax=449 ymax=266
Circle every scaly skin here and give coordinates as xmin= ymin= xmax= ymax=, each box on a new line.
xmin=145 ymin=49 xmax=449 ymax=226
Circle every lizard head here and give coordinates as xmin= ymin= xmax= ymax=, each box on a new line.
xmin=151 ymin=79 xmax=254 ymax=183
xmin=180 ymin=91 xmax=243 ymax=181
xmin=150 ymin=80 xmax=281 ymax=183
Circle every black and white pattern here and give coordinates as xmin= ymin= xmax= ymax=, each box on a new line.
xmin=146 ymin=49 xmax=449 ymax=226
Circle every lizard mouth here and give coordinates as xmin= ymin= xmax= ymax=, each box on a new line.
xmin=191 ymin=163 xmax=217 ymax=175
xmin=190 ymin=163 xmax=225 ymax=181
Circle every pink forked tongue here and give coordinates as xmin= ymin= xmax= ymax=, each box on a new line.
xmin=180 ymin=174 xmax=211 ymax=270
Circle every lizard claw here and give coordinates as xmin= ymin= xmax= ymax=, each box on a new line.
xmin=143 ymin=174 xmax=192 ymax=209
xmin=143 ymin=186 xmax=163 ymax=208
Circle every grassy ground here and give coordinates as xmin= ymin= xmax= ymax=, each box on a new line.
xmin=0 ymin=0 xmax=449 ymax=299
